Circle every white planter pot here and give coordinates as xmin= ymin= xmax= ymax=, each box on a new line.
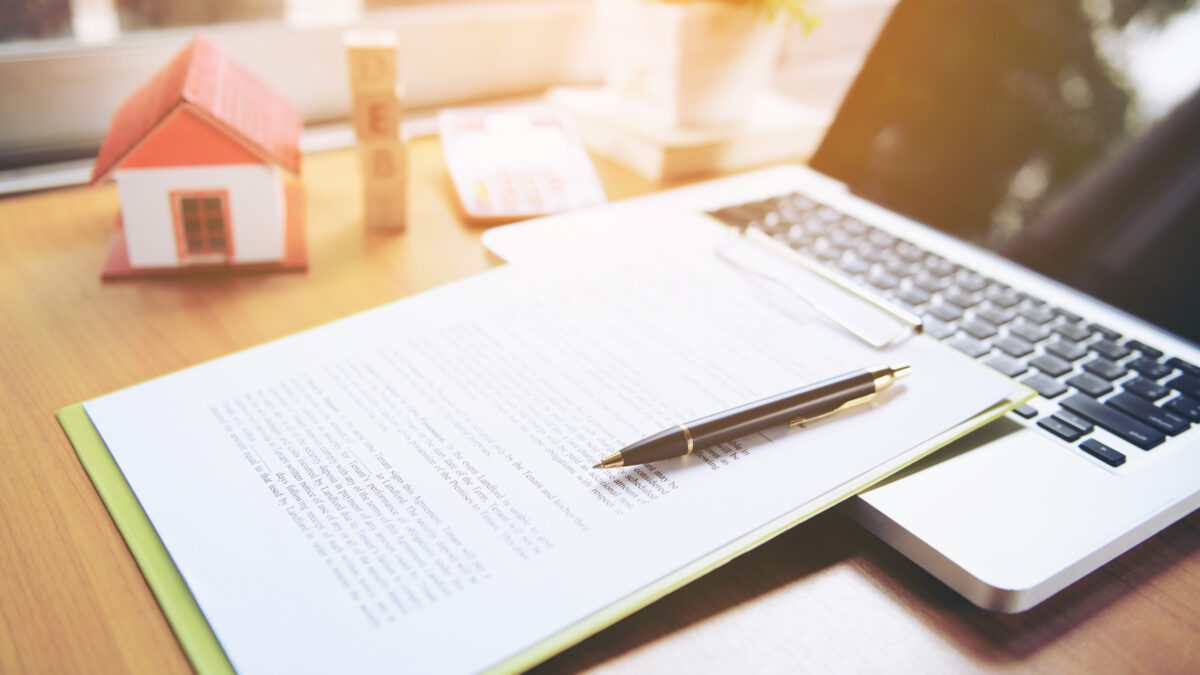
xmin=597 ymin=0 xmax=786 ymax=129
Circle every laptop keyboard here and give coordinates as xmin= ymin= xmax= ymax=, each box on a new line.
xmin=709 ymin=193 xmax=1200 ymax=468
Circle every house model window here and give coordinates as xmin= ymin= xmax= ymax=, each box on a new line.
xmin=173 ymin=190 xmax=232 ymax=262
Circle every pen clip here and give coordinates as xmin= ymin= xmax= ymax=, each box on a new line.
xmin=789 ymin=392 xmax=875 ymax=426
xmin=714 ymin=225 xmax=923 ymax=350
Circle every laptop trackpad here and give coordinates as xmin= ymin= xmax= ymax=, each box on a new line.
xmin=856 ymin=421 xmax=1137 ymax=595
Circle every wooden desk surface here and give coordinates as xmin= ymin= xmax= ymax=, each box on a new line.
xmin=2 ymin=138 xmax=1198 ymax=674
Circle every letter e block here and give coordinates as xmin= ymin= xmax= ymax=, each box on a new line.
xmin=351 ymin=91 xmax=400 ymax=140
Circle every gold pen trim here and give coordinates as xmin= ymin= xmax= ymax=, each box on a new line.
xmin=593 ymin=452 xmax=624 ymax=469
xmin=678 ymin=423 xmax=694 ymax=455
xmin=789 ymin=364 xmax=911 ymax=427
xmin=789 ymin=393 xmax=876 ymax=427
xmin=869 ymin=363 xmax=913 ymax=392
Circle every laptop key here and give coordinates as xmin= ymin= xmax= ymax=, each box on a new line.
xmin=1030 ymin=353 xmax=1072 ymax=377
xmin=1009 ymin=320 xmax=1053 ymax=343
xmin=1046 ymin=339 xmax=1088 ymax=361
xmin=866 ymin=267 xmax=900 ymax=290
xmin=1067 ymin=372 xmax=1114 ymax=397
xmin=896 ymin=285 xmax=932 ymax=306
xmin=1129 ymin=356 xmax=1173 ymax=379
xmin=1166 ymin=357 xmax=1200 ymax=378
xmin=1055 ymin=307 xmax=1084 ymax=323
xmin=1082 ymin=358 xmax=1126 ymax=381
xmin=839 ymin=217 xmax=868 ymax=235
xmin=836 ymin=255 xmax=871 ymax=276
xmin=858 ymin=244 xmax=888 ymax=263
xmin=994 ymin=335 xmax=1035 ymax=358
xmin=1107 ymin=392 xmax=1190 ymax=436
xmin=760 ymin=211 xmax=787 ymax=234
xmin=913 ymin=272 xmax=949 ymax=293
xmin=984 ymin=353 xmax=1027 ymax=377
xmin=948 ymin=335 xmax=990 ymax=358
xmin=924 ymin=255 xmax=956 ymax=276
xmin=1022 ymin=372 xmax=1069 ymax=399
xmin=1080 ymin=438 xmax=1126 ymax=467
xmin=811 ymin=239 xmax=843 ymax=261
xmin=1089 ymin=323 xmax=1121 ymax=341
xmin=830 ymin=230 xmax=861 ymax=249
xmin=1165 ymin=394 xmax=1200 ymax=422
xmin=961 ymin=317 xmax=998 ymax=340
xmin=868 ymin=229 xmax=896 ymax=248
xmin=1166 ymin=374 xmax=1200 ymax=399
xmin=1037 ymin=416 xmax=1085 ymax=442
xmin=895 ymin=241 xmax=926 ymax=262
xmin=784 ymin=225 xmax=811 ymax=247
xmin=1125 ymin=340 xmax=1163 ymax=359
xmin=975 ymin=304 xmax=1016 ymax=326
xmin=1124 ymin=377 xmax=1171 ymax=401
xmin=922 ymin=318 xmax=956 ymax=340
xmin=926 ymin=302 xmax=964 ymax=323
xmin=942 ymin=287 xmax=981 ymax=309
xmin=1060 ymin=394 xmax=1165 ymax=450
xmin=954 ymin=270 xmax=988 ymax=292
xmin=1053 ymin=322 xmax=1094 ymax=342
xmin=883 ymin=257 xmax=921 ymax=278
xmin=1013 ymin=404 xmax=1038 ymax=419
xmin=1054 ymin=409 xmax=1094 ymax=433
xmin=985 ymin=285 xmax=1021 ymax=308
xmin=1091 ymin=339 xmax=1133 ymax=361
xmin=1017 ymin=302 xmax=1057 ymax=324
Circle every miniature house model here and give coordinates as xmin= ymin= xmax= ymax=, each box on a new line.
xmin=91 ymin=35 xmax=306 ymax=277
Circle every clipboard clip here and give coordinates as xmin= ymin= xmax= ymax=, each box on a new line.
xmin=714 ymin=226 xmax=923 ymax=349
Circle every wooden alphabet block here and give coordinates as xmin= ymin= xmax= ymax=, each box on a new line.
xmin=359 ymin=138 xmax=405 ymax=184
xmin=344 ymin=30 xmax=398 ymax=94
xmin=359 ymin=139 xmax=407 ymax=230
xmin=351 ymin=90 xmax=400 ymax=140
xmin=345 ymin=30 xmax=406 ymax=231
xmin=362 ymin=184 xmax=407 ymax=231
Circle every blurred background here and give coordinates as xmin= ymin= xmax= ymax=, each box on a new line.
xmin=0 ymin=0 xmax=895 ymax=173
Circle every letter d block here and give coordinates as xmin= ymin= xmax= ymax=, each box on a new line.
xmin=345 ymin=30 xmax=399 ymax=94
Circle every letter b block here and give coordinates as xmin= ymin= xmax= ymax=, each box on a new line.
xmin=360 ymin=140 xmax=407 ymax=230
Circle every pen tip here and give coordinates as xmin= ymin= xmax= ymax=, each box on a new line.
xmin=593 ymin=453 xmax=624 ymax=469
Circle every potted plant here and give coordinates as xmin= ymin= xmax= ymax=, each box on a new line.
xmin=597 ymin=0 xmax=816 ymax=129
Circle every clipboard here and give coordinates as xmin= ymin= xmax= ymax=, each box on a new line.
xmin=714 ymin=225 xmax=923 ymax=349
xmin=59 ymin=382 xmax=1029 ymax=674
xmin=57 ymin=214 xmax=1034 ymax=673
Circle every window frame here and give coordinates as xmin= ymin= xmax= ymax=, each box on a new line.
xmin=0 ymin=0 xmax=599 ymax=170
xmin=170 ymin=188 xmax=234 ymax=263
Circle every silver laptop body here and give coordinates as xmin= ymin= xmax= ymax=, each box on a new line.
xmin=484 ymin=0 xmax=1200 ymax=611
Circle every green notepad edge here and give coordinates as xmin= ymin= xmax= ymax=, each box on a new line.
xmin=57 ymin=403 xmax=236 ymax=675
xmin=58 ymin=387 xmax=1031 ymax=675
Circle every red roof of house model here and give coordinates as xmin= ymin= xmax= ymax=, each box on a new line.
xmin=90 ymin=34 xmax=302 ymax=183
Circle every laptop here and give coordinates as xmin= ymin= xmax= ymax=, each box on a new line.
xmin=482 ymin=0 xmax=1200 ymax=612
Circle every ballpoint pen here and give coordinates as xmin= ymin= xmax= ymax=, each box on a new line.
xmin=593 ymin=364 xmax=911 ymax=469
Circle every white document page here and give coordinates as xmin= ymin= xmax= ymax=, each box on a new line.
xmin=84 ymin=231 xmax=1015 ymax=674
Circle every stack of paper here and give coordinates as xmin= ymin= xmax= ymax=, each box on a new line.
xmin=61 ymin=221 xmax=1025 ymax=674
